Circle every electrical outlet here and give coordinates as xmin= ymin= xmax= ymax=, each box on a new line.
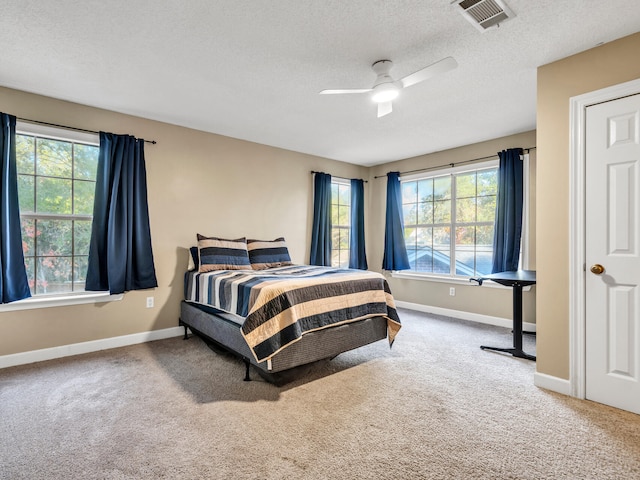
xmin=146 ymin=296 xmax=154 ymax=308
xmin=449 ymin=287 xmax=455 ymax=296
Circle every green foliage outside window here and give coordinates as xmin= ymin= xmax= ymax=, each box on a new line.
xmin=402 ymin=166 xmax=498 ymax=276
xmin=330 ymin=182 xmax=350 ymax=268
xmin=16 ymin=134 xmax=98 ymax=295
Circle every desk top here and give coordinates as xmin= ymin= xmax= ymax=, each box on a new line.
xmin=471 ymin=270 xmax=536 ymax=287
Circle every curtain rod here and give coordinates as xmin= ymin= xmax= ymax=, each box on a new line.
xmin=373 ymin=146 xmax=536 ymax=179
xmin=311 ymin=170 xmax=368 ymax=183
xmin=17 ymin=117 xmax=157 ymax=145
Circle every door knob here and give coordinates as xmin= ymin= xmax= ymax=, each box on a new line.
xmin=590 ymin=264 xmax=605 ymax=275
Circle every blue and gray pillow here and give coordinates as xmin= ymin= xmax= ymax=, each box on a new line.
xmin=197 ymin=234 xmax=251 ymax=272
xmin=247 ymin=237 xmax=293 ymax=270
xmin=189 ymin=246 xmax=199 ymax=270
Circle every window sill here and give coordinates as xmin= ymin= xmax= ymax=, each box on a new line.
xmin=0 ymin=291 xmax=123 ymax=312
xmin=390 ymin=271 xmax=532 ymax=291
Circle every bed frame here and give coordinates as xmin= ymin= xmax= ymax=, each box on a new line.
xmin=179 ymin=300 xmax=388 ymax=383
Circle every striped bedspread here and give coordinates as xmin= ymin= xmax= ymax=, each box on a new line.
xmin=184 ymin=265 xmax=401 ymax=362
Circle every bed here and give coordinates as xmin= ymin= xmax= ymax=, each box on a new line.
xmin=180 ymin=239 xmax=401 ymax=382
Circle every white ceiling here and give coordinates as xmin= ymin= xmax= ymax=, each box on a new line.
xmin=1 ymin=1 xmax=639 ymax=166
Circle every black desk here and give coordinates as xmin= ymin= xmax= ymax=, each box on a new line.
xmin=470 ymin=270 xmax=536 ymax=361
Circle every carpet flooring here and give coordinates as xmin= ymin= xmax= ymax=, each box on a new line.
xmin=1 ymin=308 xmax=639 ymax=479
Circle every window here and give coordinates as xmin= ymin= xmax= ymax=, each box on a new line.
xmin=401 ymin=161 xmax=498 ymax=277
xmin=15 ymin=124 xmax=99 ymax=296
xmin=331 ymin=180 xmax=350 ymax=268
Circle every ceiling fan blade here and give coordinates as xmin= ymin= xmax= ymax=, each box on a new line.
xmin=400 ymin=56 xmax=458 ymax=89
xmin=377 ymin=101 xmax=393 ymax=118
xmin=319 ymin=88 xmax=372 ymax=95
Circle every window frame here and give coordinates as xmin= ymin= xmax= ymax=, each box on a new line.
xmin=398 ymin=159 xmax=500 ymax=280
xmin=0 ymin=122 xmax=122 ymax=311
xmin=330 ymin=178 xmax=351 ymax=268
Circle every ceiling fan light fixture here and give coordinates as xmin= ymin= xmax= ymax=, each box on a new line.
xmin=319 ymin=56 xmax=457 ymax=117
xmin=371 ymin=83 xmax=399 ymax=103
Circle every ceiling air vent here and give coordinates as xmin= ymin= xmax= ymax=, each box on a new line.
xmin=452 ymin=0 xmax=515 ymax=32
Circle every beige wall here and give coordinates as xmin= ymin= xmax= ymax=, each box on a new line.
xmin=368 ymin=131 xmax=537 ymax=322
xmin=0 ymin=87 xmax=367 ymax=356
xmin=536 ymin=32 xmax=640 ymax=379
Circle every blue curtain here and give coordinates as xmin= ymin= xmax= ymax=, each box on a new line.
xmin=349 ymin=178 xmax=368 ymax=270
xmin=86 ymin=132 xmax=158 ymax=294
xmin=492 ymin=148 xmax=524 ymax=273
xmin=382 ymin=172 xmax=410 ymax=271
xmin=309 ymin=172 xmax=332 ymax=266
xmin=0 ymin=113 xmax=31 ymax=303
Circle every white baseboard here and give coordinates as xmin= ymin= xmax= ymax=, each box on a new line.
xmin=0 ymin=326 xmax=184 ymax=370
xmin=395 ymin=300 xmax=537 ymax=332
xmin=533 ymin=372 xmax=573 ymax=396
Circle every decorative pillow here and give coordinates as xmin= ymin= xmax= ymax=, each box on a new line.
xmin=188 ymin=246 xmax=199 ymax=271
xmin=197 ymin=234 xmax=251 ymax=272
xmin=247 ymin=237 xmax=293 ymax=270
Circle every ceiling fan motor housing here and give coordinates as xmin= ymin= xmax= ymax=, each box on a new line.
xmin=371 ymin=60 xmax=395 ymax=87
xmin=371 ymin=60 xmax=400 ymax=103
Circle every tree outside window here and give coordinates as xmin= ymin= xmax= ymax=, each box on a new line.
xmin=402 ymin=164 xmax=497 ymax=277
xmin=16 ymin=132 xmax=98 ymax=295
xmin=331 ymin=181 xmax=350 ymax=268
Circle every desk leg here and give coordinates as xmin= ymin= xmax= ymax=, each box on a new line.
xmin=513 ymin=284 xmax=523 ymax=351
xmin=480 ymin=284 xmax=536 ymax=361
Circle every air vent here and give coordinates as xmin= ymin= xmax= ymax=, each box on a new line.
xmin=452 ymin=0 xmax=515 ymax=32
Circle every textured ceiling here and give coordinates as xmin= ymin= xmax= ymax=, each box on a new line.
xmin=1 ymin=1 xmax=640 ymax=166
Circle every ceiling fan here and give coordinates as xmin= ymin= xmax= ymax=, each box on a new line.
xmin=320 ymin=56 xmax=458 ymax=118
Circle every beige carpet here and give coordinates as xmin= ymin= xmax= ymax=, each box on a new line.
xmin=1 ymin=308 xmax=639 ymax=479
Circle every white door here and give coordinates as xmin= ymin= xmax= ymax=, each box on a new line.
xmin=585 ymin=93 xmax=640 ymax=414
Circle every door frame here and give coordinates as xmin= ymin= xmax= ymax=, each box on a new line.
xmin=569 ymin=78 xmax=640 ymax=399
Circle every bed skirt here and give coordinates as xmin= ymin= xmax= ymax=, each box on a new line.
xmin=180 ymin=301 xmax=388 ymax=376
